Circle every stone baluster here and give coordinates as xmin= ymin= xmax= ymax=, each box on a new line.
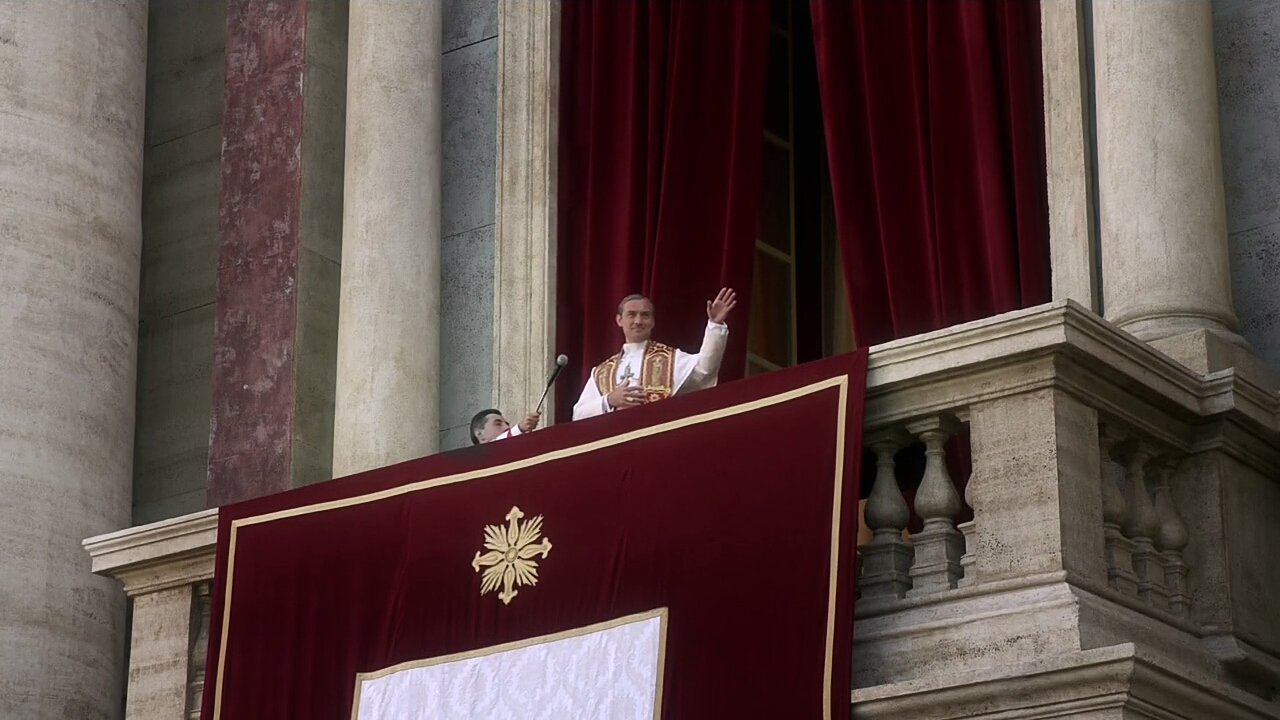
xmin=859 ymin=431 xmax=914 ymax=598
xmin=906 ymin=417 xmax=965 ymax=595
xmin=854 ymin=547 xmax=863 ymax=600
xmin=956 ymin=411 xmax=976 ymax=588
xmin=1099 ymin=425 xmax=1138 ymax=595
xmin=186 ymin=582 xmax=212 ymax=719
xmin=1120 ymin=443 xmax=1162 ymax=604
xmin=1151 ymin=459 xmax=1191 ymax=616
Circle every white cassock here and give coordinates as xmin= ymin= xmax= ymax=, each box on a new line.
xmin=572 ymin=320 xmax=729 ymax=420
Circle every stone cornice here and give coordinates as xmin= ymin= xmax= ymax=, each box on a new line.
xmin=83 ymin=508 xmax=217 ymax=597
xmin=863 ymin=300 xmax=1280 ymax=470
xmin=851 ymin=643 xmax=1280 ymax=719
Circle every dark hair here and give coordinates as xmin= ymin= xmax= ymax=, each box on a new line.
xmin=469 ymin=409 xmax=502 ymax=445
xmin=616 ymin=293 xmax=653 ymax=315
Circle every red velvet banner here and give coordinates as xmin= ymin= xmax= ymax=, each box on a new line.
xmin=201 ymin=352 xmax=866 ymax=720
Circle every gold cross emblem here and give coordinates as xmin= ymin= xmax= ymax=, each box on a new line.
xmin=471 ymin=506 xmax=553 ymax=605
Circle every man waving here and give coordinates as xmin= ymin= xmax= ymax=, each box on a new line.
xmin=572 ymin=288 xmax=737 ymax=420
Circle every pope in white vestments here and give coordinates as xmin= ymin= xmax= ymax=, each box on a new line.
xmin=573 ymin=288 xmax=737 ymax=420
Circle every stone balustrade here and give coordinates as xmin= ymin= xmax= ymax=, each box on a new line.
xmin=85 ymin=301 xmax=1280 ymax=719
xmin=852 ymin=300 xmax=1280 ymax=718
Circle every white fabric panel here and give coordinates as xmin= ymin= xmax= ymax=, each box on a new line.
xmin=354 ymin=614 xmax=663 ymax=720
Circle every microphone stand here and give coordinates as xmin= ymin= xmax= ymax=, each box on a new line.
xmin=535 ymin=356 xmax=568 ymax=414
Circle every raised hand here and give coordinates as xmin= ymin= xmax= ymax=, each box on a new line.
xmin=519 ymin=411 xmax=541 ymax=433
xmin=706 ymin=287 xmax=737 ymax=324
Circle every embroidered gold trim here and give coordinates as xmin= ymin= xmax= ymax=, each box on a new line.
xmin=593 ymin=354 xmax=620 ymax=395
xmin=592 ymin=341 xmax=677 ymax=401
xmin=471 ymin=506 xmax=552 ymax=605
xmin=640 ymin=342 xmax=675 ymax=402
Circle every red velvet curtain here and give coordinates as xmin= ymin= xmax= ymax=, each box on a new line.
xmin=812 ymin=0 xmax=1049 ymax=523
xmin=555 ymin=0 xmax=770 ymax=421
xmin=811 ymin=0 xmax=1051 ymax=347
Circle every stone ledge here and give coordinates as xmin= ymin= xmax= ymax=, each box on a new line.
xmin=851 ymin=643 xmax=1280 ymax=720
xmin=83 ymin=507 xmax=217 ymax=596
xmin=864 ymin=300 xmax=1280 ymax=472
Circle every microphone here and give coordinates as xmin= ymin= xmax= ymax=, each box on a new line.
xmin=535 ymin=354 xmax=569 ymax=414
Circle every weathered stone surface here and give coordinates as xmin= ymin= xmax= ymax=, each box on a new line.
xmin=134 ymin=2 xmax=225 ymax=524
xmin=853 ymin=301 xmax=1280 ymax=718
xmin=124 ymin=588 xmax=194 ymax=719
xmin=86 ymin=509 xmax=217 ymax=719
xmin=334 ymin=0 xmax=443 ymax=476
xmin=1214 ymin=0 xmax=1280 ymax=372
xmin=1093 ymin=1 xmax=1241 ymax=346
xmin=0 ymin=2 xmax=147 ymax=717
xmin=440 ymin=224 xmax=496 ymax=449
xmin=1041 ymin=0 xmax=1098 ymax=310
xmin=491 ymin=0 xmax=559 ymax=421
xmin=209 ymin=0 xmax=346 ymax=504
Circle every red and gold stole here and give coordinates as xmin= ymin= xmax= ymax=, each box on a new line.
xmin=592 ymin=342 xmax=677 ymax=403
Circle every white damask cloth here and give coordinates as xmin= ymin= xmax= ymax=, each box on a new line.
xmin=354 ymin=613 xmax=664 ymax=720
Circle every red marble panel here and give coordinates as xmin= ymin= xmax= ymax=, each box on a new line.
xmin=208 ymin=0 xmax=308 ymax=506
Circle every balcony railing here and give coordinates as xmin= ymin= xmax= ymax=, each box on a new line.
xmin=86 ymin=300 xmax=1280 ymax=719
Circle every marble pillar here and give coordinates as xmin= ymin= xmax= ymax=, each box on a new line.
xmin=0 ymin=1 xmax=147 ymax=716
xmin=333 ymin=1 xmax=442 ymax=476
xmin=1093 ymin=1 xmax=1242 ymax=347
xmin=208 ymin=1 xmax=348 ymax=506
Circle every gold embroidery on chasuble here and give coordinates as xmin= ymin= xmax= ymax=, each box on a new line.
xmin=472 ymin=506 xmax=552 ymax=605
xmin=593 ymin=342 xmax=677 ymax=404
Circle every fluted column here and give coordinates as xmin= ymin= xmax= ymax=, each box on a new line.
xmin=0 ymin=1 xmax=147 ymax=716
xmin=334 ymin=1 xmax=442 ymax=476
xmin=1093 ymin=1 xmax=1242 ymax=344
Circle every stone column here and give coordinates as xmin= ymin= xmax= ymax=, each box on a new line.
xmin=1093 ymin=1 xmax=1241 ymax=347
xmin=334 ymin=1 xmax=442 ymax=476
xmin=207 ymin=0 xmax=349 ymax=506
xmin=0 ymin=2 xmax=147 ymax=716
xmin=1041 ymin=0 xmax=1098 ymax=310
xmin=493 ymin=0 xmax=561 ymax=419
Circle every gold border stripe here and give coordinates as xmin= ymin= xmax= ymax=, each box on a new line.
xmin=240 ymin=376 xmax=844 ymax=529
xmin=823 ymin=377 xmax=848 ymax=720
xmin=213 ymin=374 xmax=850 ymax=720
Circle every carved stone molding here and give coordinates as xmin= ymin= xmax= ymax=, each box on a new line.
xmin=84 ymin=508 xmax=218 ymax=597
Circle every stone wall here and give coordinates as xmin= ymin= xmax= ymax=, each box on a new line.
xmin=440 ymin=0 xmax=500 ymax=450
xmin=134 ymin=0 xmax=500 ymax=523
xmin=133 ymin=1 xmax=225 ymax=525
xmin=1214 ymin=0 xmax=1280 ymax=371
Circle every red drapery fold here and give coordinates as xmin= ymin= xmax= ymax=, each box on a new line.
xmin=811 ymin=0 xmax=1051 ymax=348
xmin=556 ymin=0 xmax=770 ymax=421
xmin=813 ymin=0 xmax=1049 ymax=521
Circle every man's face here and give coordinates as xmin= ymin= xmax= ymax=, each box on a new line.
xmin=476 ymin=413 xmax=510 ymax=443
xmin=616 ymin=299 xmax=655 ymax=343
